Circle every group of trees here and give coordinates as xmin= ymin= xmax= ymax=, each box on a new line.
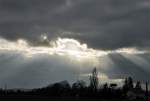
xmin=0 ymin=68 xmax=149 ymax=100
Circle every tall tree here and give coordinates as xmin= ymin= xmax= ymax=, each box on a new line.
xmin=89 ymin=67 xmax=99 ymax=91
xmin=128 ymin=77 xmax=134 ymax=89
xmin=123 ymin=77 xmax=134 ymax=91
xmin=135 ymin=81 xmax=142 ymax=90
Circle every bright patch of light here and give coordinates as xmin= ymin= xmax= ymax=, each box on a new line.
xmin=114 ymin=48 xmax=147 ymax=54
xmin=40 ymin=34 xmax=48 ymax=41
xmin=0 ymin=37 xmax=148 ymax=60
xmin=50 ymin=38 xmax=105 ymax=59
xmin=80 ymin=73 xmax=124 ymax=84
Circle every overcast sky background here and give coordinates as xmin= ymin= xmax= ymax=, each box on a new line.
xmin=0 ymin=0 xmax=150 ymax=88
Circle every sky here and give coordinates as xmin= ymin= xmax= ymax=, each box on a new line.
xmin=0 ymin=0 xmax=150 ymax=89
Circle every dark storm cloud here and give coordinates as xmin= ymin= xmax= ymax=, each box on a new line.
xmin=0 ymin=0 xmax=150 ymax=49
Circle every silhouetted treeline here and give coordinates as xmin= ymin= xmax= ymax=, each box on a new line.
xmin=0 ymin=68 xmax=149 ymax=101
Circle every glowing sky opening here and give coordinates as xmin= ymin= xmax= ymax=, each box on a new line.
xmin=80 ymin=73 xmax=124 ymax=86
xmin=0 ymin=36 xmax=148 ymax=60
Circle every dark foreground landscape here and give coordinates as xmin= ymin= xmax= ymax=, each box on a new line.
xmin=0 ymin=96 xmax=143 ymax=101
xmin=0 ymin=68 xmax=149 ymax=101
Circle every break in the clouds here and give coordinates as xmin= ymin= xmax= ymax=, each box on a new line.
xmin=0 ymin=0 xmax=150 ymax=88
xmin=0 ymin=37 xmax=147 ymax=58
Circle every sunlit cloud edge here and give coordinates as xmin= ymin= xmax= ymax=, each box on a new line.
xmin=0 ymin=37 xmax=148 ymax=59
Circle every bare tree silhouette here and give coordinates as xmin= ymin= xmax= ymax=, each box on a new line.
xmin=89 ymin=67 xmax=98 ymax=91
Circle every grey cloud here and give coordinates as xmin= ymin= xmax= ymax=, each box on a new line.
xmin=0 ymin=0 xmax=150 ymax=49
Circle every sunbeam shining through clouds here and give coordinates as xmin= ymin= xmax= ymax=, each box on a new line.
xmin=0 ymin=36 xmax=149 ymax=88
xmin=0 ymin=0 xmax=150 ymax=91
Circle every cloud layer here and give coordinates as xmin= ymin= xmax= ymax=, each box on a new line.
xmin=0 ymin=0 xmax=150 ymax=49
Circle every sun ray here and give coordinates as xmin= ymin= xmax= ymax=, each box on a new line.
xmin=121 ymin=54 xmax=150 ymax=73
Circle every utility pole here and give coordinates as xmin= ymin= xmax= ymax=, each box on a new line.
xmin=145 ymin=81 xmax=148 ymax=96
